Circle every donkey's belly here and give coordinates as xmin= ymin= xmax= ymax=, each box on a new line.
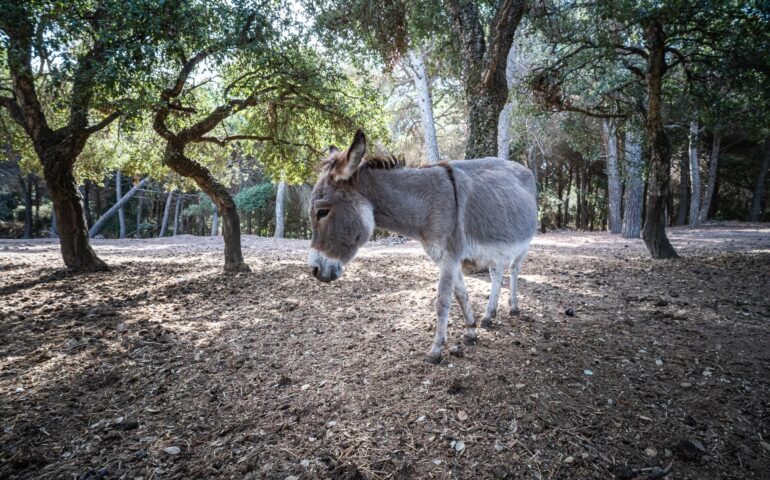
xmin=461 ymin=240 xmax=531 ymax=268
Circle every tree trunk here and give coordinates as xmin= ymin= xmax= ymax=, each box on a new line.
xmin=173 ymin=195 xmax=182 ymax=236
xmin=163 ymin=146 xmax=248 ymax=272
xmin=603 ymin=119 xmax=622 ymax=234
xmin=688 ymin=119 xmax=701 ymax=227
xmin=676 ymin=150 xmax=689 ymax=226
xmin=89 ymin=177 xmax=150 ymax=237
xmin=135 ymin=190 xmax=144 ymax=238
xmin=749 ymin=137 xmax=770 ymax=221
xmin=699 ymin=131 xmax=720 ymax=222
xmin=444 ymin=0 xmax=526 ymax=159
xmin=18 ymin=174 xmax=33 ymax=239
xmin=211 ymin=209 xmax=219 ymax=236
xmin=642 ymin=19 xmax=678 ymax=258
xmin=497 ymin=44 xmax=517 ymax=160
xmin=81 ymin=181 xmax=92 ymax=228
xmin=116 ymin=171 xmax=127 ymax=238
xmin=275 ymin=180 xmax=287 ymax=238
xmin=159 ymin=191 xmax=174 ymax=237
xmin=622 ymin=129 xmax=644 ymax=239
xmin=408 ymin=46 xmax=440 ymax=165
xmin=44 ymin=158 xmax=108 ymax=270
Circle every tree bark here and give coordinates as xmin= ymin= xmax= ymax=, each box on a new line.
xmin=497 ymin=44 xmax=517 ymax=160
xmin=688 ymin=119 xmax=701 ymax=227
xmin=89 ymin=177 xmax=149 ymax=237
xmin=135 ymin=189 xmax=144 ymax=238
xmin=211 ymin=209 xmax=219 ymax=236
xmin=641 ymin=19 xmax=678 ymax=258
xmin=275 ymin=180 xmax=287 ymax=238
xmin=407 ymin=46 xmax=440 ymax=165
xmin=444 ymin=0 xmax=526 ymax=159
xmin=116 ymin=171 xmax=127 ymax=238
xmin=676 ymin=150 xmax=689 ymax=226
xmin=622 ymin=129 xmax=644 ymax=238
xmin=749 ymin=137 xmax=770 ymax=221
xmin=173 ymin=194 xmax=182 ymax=236
xmin=164 ymin=146 xmax=248 ymax=271
xmin=159 ymin=191 xmax=174 ymax=237
xmin=699 ymin=131 xmax=720 ymax=223
xmin=81 ymin=181 xmax=92 ymax=228
xmin=603 ymin=119 xmax=622 ymax=234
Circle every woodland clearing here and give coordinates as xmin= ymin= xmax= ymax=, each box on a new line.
xmin=1 ymin=224 xmax=769 ymax=479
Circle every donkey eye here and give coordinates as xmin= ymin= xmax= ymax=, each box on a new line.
xmin=316 ymin=208 xmax=330 ymax=221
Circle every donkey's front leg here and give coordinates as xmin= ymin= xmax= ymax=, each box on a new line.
xmin=425 ymin=263 xmax=457 ymax=364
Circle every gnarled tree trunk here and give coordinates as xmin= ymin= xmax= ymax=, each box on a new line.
xmin=211 ymin=209 xmax=219 ymax=236
xmin=164 ymin=146 xmax=248 ymax=272
xmin=444 ymin=0 xmax=526 ymax=159
xmin=641 ymin=19 xmax=678 ymax=258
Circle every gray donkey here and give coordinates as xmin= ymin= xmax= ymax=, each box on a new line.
xmin=308 ymin=130 xmax=538 ymax=363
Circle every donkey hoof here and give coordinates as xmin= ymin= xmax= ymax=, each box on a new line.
xmin=480 ymin=317 xmax=493 ymax=329
xmin=510 ymin=307 xmax=521 ymax=316
xmin=462 ymin=334 xmax=477 ymax=346
xmin=423 ymin=354 xmax=442 ymax=365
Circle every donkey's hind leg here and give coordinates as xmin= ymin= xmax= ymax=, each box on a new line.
xmin=453 ymin=271 xmax=477 ymax=345
xmin=481 ymin=263 xmax=505 ymax=329
xmin=425 ymin=262 xmax=457 ymax=364
xmin=509 ymin=247 xmax=530 ymax=315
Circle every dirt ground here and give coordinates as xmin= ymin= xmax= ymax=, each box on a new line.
xmin=1 ymin=223 xmax=769 ymax=480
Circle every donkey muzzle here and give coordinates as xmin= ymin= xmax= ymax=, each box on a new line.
xmin=308 ymin=249 xmax=343 ymax=283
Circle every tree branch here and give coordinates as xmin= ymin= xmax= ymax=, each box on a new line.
xmin=85 ymin=110 xmax=121 ymax=134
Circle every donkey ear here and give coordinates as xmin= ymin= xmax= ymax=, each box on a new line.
xmin=328 ymin=145 xmax=340 ymax=155
xmin=331 ymin=129 xmax=367 ymax=182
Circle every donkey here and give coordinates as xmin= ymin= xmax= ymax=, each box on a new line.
xmin=308 ymin=130 xmax=538 ymax=363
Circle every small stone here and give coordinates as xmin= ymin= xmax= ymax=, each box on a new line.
xmin=515 ymin=383 xmax=526 ymax=389
xmin=116 ymin=419 xmax=139 ymax=431
xmin=529 ymin=347 xmax=538 ymax=355
xmin=326 ymin=420 xmax=337 ymax=427
xmin=564 ymin=455 xmax=575 ymax=464
xmin=675 ymin=438 xmax=706 ymax=461
xmin=457 ymin=410 xmax=468 ymax=421
xmin=301 ymin=384 xmax=311 ymax=390
xmin=680 ymin=382 xmax=692 ymax=388
xmin=759 ymin=441 xmax=770 ymax=453
xmin=645 ymin=447 xmax=658 ymax=458
xmin=164 ymin=446 xmax=181 ymax=455
xmin=285 ymin=476 xmax=299 ymax=480
xmin=655 ymin=359 xmax=663 ymax=366
xmin=300 ymin=459 xmax=310 ymax=467
xmin=453 ymin=440 xmax=466 ymax=453
xmin=583 ymin=369 xmax=594 ymax=376
xmin=564 ymin=308 xmax=575 ymax=317
xmin=116 ymin=322 xmax=128 ymax=333
xmin=494 ymin=439 xmax=505 ymax=452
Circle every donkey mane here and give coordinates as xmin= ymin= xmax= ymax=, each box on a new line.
xmin=319 ymin=146 xmax=405 ymax=174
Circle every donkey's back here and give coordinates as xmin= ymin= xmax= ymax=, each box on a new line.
xmin=451 ymin=157 xmax=537 ymax=267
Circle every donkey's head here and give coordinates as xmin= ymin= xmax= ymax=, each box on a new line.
xmin=308 ymin=129 xmax=374 ymax=283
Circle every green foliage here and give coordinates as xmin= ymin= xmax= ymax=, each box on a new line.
xmin=235 ymin=184 xmax=275 ymax=215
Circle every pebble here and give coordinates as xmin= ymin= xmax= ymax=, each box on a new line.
xmin=529 ymin=347 xmax=538 ymax=355
xmin=645 ymin=447 xmax=658 ymax=458
xmin=301 ymin=384 xmax=310 ymax=390
xmin=164 ymin=446 xmax=181 ymax=455
xmin=564 ymin=308 xmax=575 ymax=317
xmin=116 ymin=322 xmax=128 ymax=333
xmin=564 ymin=456 xmax=575 ymax=464
xmin=680 ymin=382 xmax=692 ymax=388
xmin=300 ymin=459 xmax=310 ymax=467
xmin=655 ymin=359 xmax=663 ymax=366
xmin=760 ymin=441 xmax=770 ymax=453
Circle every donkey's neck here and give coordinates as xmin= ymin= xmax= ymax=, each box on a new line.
xmin=355 ymin=166 xmax=450 ymax=241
